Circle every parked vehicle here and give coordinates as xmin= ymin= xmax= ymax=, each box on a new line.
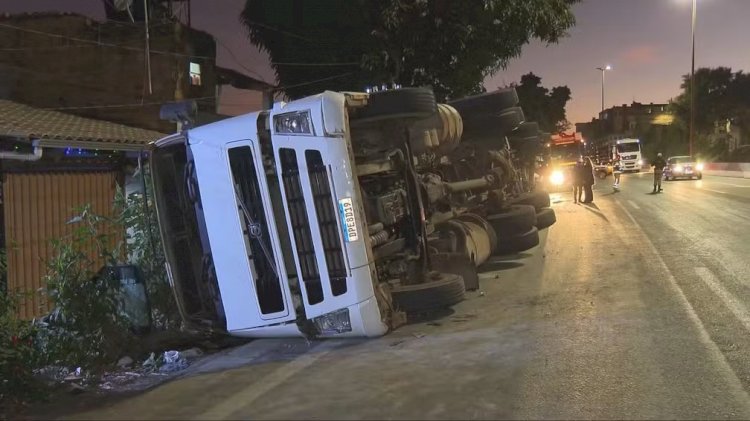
xmin=663 ymin=155 xmax=704 ymax=180
xmin=593 ymin=157 xmax=613 ymax=179
xmin=150 ymin=87 xmax=555 ymax=339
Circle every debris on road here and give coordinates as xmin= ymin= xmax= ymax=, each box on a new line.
xmin=117 ymin=356 xmax=134 ymax=368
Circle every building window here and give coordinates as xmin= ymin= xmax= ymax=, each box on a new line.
xmin=189 ymin=62 xmax=201 ymax=86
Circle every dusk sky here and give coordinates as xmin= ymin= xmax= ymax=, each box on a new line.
xmin=1 ymin=0 xmax=749 ymax=126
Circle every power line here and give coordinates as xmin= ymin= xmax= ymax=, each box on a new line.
xmin=276 ymin=72 xmax=355 ymax=91
xmin=0 ymin=22 xmax=215 ymax=61
xmin=213 ymin=36 xmax=272 ymax=84
xmin=272 ymin=61 xmax=360 ymax=67
xmin=40 ymin=96 xmax=217 ymax=111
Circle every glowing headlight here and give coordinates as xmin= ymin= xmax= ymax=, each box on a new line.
xmin=550 ymin=170 xmax=565 ymax=185
xmin=696 ymin=163 xmax=704 ymax=171
xmin=674 ymin=165 xmax=684 ymax=172
xmin=637 ymin=159 xmax=643 ymax=166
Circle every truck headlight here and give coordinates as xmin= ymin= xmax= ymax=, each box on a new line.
xmin=273 ymin=110 xmax=313 ymax=135
xmin=637 ymin=159 xmax=643 ymax=166
xmin=312 ymin=308 xmax=352 ymax=335
xmin=550 ymin=170 xmax=565 ymax=186
xmin=696 ymin=163 xmax=704 ymax=171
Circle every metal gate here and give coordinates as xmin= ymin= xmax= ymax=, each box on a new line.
xmin=3 ymin=171 xmax=119 ymax=319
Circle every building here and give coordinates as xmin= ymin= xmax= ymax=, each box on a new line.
xmin=0 ymin=8 xmax=272 ymax=133
xmin=1 ymin=99 xmax=165 ymax=319
xmin=577 ymin=102 xmax=674 ymax=156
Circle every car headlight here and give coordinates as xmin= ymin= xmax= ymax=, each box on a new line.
xmin=550 ymin=170 xmax=565 ymax=185
xmin=696 ymin=163 xmax=704 ymax=171
xmin=674 ymin=165 xmax=683 ymax=172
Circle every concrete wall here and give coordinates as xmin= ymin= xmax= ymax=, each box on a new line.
xmin=703 ymin=163 xmax=750 ymax=179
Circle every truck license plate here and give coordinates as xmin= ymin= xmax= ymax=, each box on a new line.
xmin=338 ymin=198 xmax=359 ymax=242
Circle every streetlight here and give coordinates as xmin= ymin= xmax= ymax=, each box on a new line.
xmin=596 ymin=65 xmax=612 ymax=113
xmin=689 ymin=0 xmax=697 ymax=157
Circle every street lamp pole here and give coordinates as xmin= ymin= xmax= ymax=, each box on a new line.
xmin=689 ymin=0 xmax=696 ymax=157
xmin=596 ymin=65 xmax=612 ymax=113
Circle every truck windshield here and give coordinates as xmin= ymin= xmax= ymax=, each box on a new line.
xmin=550 ymin=143 xmax=581 ymax=162
xmin=617 ymin=143 xmax=640 ymax=153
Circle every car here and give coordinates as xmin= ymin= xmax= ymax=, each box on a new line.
xmin=592 ymin=157 xmax=613 ymax=179
xmin=663 ymin=155 xmax=703 ymax=180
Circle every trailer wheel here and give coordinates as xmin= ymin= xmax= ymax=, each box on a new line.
xmin=511 ymin=122 xmax=540 ymax=138
xmin=352 ymin=87 xmax=437 ymax=124
xmin=486 ymin=205 xmax=537 ymax=236
xmin=448 ymin=88 xmax=519 ymax=115
xmin=391 ymin=272 xmax=465 ymax=314
xmin=535 ymin=207 xmax=557 ymax=230
xmin=508 ymin=190 xmax=551 ymax=210
xmin=494 ymin=227 xmax=540 ymax=255
xmin=462 ymin=107 xmax=524 ymax=140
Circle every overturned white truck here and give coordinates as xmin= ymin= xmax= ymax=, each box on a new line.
xmin=150 ymin=88 xmax=554 ymax=339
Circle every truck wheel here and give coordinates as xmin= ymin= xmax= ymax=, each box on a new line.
xmin=352 ymin=87 xmax=437 ymax=124
xmin=462 ymin=107 xmax=524 ymax=140
xmin=487 ymin=205 xmax=537 ymax=236
xmin=448 ymin=88 xmax=519 ymax=115
xmin=390 ymin=272 xmax=465 ymax=314
xmin=494 ymin=227 xmax=540 ymax=255
xmin=535 ymin=207 xmax=556 ymax=230
xmin=457 ymin=213 xmax=498 ymax=254
xmin=508 ymin=190 xmax=550 ymax=210
xmin=511 ymin=122 xmax=540 ymax=138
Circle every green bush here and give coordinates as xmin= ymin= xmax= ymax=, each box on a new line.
xmin=37 ymin=206 xmax=134 ymax=368
xmin=0 ymin=286 xmax=43 ymax=413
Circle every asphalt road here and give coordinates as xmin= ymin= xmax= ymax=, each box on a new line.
xmin=68 ymin=173 xmax=750 ymax=420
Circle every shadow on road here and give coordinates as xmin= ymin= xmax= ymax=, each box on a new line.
xmin=479 ymin=261 xmax=525 ymax=272
xmin=581 ymin=202 xmax=609 ymax=222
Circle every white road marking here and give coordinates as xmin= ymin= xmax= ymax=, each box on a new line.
xmin=695 ymin=267 xmax=750 ymax=333
xmin=198 ymin=342 xmax=337 ymax=419
xmin=627 ymin=200 xmax=640 ymax=210
xmin=613 ymin=200 xmax=750 ymax=404
xmin=702 ymin=188 xmax=728 ymax=195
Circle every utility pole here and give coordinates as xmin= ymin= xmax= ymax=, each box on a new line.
xmin=689 ymin=0 xmax=697 ymax=157
xmin=144 ymin=0 xmax=152 ymax=95
xmin=596 ymin=65 xmax=612 ymax=113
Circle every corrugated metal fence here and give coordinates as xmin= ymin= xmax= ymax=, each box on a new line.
xmin=3 ymin=171 xmax=119 ymax=319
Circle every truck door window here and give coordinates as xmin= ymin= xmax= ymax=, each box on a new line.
xmin=228 ymin=146 xmax=285 ymax=315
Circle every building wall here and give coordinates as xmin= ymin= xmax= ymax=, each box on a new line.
xmin=3 ymin=169 xmax=121 ymax=319
xmin=0 ymin=13 xmax=218 ymax=133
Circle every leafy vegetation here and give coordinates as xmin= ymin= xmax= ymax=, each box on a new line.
xmin=512 ymin=72 xmax=572 ymax=133
xmin=242 ymin=0 xmax=580 ymax=100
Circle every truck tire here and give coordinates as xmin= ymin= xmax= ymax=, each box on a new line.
xmin=448 ymin=88 xmax=519 ymax=115
xmin=457 ymin=213 xmax=497 ymax=254
xmin=352 ymin=87 xmax=437 ymax=124
xmin=535 ymin=207 xmax=556 ymax=230
xmin=462 ymin=107 xmax=525 ymax=140
xmin=391 ymin=272 xmax=465 ymax=314
xmin=508 ymin=190 xmax=550 ymax=210
xmin=494 ymin=227 xmax=540 ymax=255
xmin=511 ymin=122 xmax=540 ymax=138
xmin=486 ymin=205 xmax=537 ymax=236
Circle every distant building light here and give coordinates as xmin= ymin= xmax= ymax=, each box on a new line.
xmin=189 ymin=62 xmax=202 ymax=86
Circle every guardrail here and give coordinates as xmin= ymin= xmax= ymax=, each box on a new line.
xmin=703 ymin=163 xmax=750 ymax=178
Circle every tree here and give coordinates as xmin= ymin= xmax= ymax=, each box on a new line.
xmin=241 ymin=0 xmax=580 ymax=100
xmin=512 ymin=72 xmax=571 ymax=133
xmin=672 ymin=67 xmax=750 ymax=158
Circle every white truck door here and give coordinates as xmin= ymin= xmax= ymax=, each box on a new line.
xmin=190 ymin=139 xmax=298 ymax=330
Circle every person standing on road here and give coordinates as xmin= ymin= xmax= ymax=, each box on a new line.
xmin=651 ymin=152 xmax=667 ymax=193
xmin=582 ymin=157 xmax=595 ymax=203
xmin=573 ymin=158 xmax=584 ymax=203
xmin=613 ymin=155 xmax=622 ymax=189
